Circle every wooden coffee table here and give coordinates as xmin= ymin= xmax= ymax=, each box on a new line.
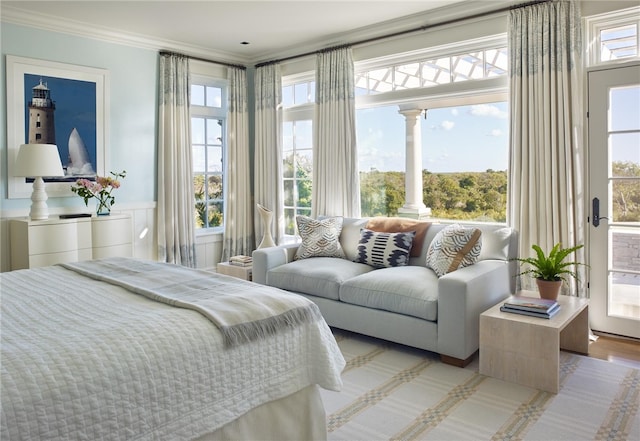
xmin=479 ymin=291 xmax=589 ymax=393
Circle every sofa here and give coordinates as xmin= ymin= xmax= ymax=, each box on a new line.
xmin=252 ymin=217 xmax=518 ymax=367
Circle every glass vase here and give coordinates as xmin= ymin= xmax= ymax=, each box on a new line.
xmin=96 ymin=198 xmax=111 ymax=216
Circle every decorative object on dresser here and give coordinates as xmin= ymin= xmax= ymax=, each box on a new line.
xmin=71 ymin=170 xmax=126 ymax=216
xmin=13 ymin=143 xmax=65 ymax=220
xmin=256 ymin=203 xmax=276 ymax=248
xmin=512 ymin=243 xmax=586 ymax=300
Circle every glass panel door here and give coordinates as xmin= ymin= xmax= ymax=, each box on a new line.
xmin=588 ymin=64 xmax=640 ymax=338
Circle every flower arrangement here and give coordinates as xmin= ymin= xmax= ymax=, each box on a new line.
xmin=71 ymin=170 xmax=126 ymax=215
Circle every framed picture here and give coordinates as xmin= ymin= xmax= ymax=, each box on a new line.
xmin=6 ymin=55 xmax=109 ymax=199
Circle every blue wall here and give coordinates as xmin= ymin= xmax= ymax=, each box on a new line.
xmin=1 ymin=22 xmax=158 ymax=212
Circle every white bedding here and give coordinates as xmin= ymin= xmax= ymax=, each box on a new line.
xmin=0 ymin=261 xmax=345 ymax=440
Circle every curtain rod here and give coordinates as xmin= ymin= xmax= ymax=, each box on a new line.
xmin=159 ymin=50 xmax=246 ymax=70
xmin=255 ymin=0 xmax=549 ymax=68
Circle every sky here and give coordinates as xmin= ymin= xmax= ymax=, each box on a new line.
xmin=357 ymin=102 xmax=509 ymax=173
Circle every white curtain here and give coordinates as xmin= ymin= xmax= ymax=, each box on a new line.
xmin=157 ymin=53 xmax=197 ymax=267
xmin=312 ymin=46 xmax=360 ymax=218
xmin=508 ymin=0 xmax=586 ymax=296
xmin=254 ymin=64 xmax=284 ymax=245
xmin=222 ymin=67 xmax=254 ymax=260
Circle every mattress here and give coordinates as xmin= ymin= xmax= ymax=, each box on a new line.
xmin=0 ymin=260 xmax=345 ymax=440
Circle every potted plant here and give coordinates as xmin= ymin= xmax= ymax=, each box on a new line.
xmin=514 ymin=243 xmax=586 ymax=300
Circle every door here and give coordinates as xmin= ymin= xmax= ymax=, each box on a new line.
xmin=588 ymin=63 xmax=640 ymax=338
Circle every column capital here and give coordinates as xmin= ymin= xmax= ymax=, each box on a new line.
xmin=398 ymin=108 xmax=423 ymax=119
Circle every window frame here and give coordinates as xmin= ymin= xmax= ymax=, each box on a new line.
xmin=585 ymin=6 xmax=640 ymax=66
xmin=190 ymin=74 xmax=228 ymax=234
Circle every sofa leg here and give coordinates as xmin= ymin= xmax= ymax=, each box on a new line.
xmin=440 ymin=352 xmax=475 ymax=368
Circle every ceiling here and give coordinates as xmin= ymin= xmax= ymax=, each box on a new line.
xmin=1 ymin=0 xmax=516 ymax=65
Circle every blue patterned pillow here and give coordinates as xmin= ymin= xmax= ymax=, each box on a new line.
xmin=425 ymin=224 xmax=482 ymax=277
xmin=355 ymin=229 xmax=416 ymax=269
xmin=294 ymin=216 xmax=345 ymax=260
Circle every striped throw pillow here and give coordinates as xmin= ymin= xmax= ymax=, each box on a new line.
xmin=354 ymin=229 xmax=416 ymax=269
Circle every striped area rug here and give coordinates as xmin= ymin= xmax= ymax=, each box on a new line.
xmin=321 ymin=329 xmax=640 ymax=441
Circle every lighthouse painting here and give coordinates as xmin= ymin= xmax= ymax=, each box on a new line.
xmin=7 ymin=55 xmax=108 ymax=199
xmin=23 ymin=74 xmax=97 ymax=181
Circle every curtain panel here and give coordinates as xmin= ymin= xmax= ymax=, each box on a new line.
xmin=254 ymin=64 xmax=284 ymax=245
xmin=312 ymin=46 xmax=361 ymax=218
xmin=157 ymin=53 xmax=197 ymax=267
xmin=222 ymin=67 xmax=254 ymax=261
xmin=508 ymin=0 xmax=586 ymax=295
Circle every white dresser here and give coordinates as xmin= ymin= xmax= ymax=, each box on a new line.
xmin=10 ymin=214 xmax=133 ymax=270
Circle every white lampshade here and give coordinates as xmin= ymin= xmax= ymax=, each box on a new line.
xmin=14 ymin=143 xmax=65 ymax=220
xmin=14 ymin=143 xmax=64 ymax=178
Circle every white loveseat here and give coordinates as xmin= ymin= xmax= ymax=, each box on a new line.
xmin=253 ymin=217 xmax=518 ymax=366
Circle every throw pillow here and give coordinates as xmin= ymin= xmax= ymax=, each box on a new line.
xmin=294 ymin=216 xmax=346 ymax=260
xmin=354 ymin=229 xmax=416 ymax=269
xmin=365 ymin=217 xmax=431 ymax=257
xmin=426 ymin=224 xmax=482 ymax=277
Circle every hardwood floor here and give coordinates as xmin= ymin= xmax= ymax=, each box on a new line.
xmin=588 ymin=332 xmax=640 ymax=369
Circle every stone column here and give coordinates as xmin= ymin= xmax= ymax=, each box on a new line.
xmin=398 ymin=108 xmax=431 ymax=219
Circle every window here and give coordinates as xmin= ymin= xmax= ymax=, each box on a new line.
xmin=191 ymin=79 xmax=226 ymax=230
xmin=586 ymin=6 xmax=640 ymax=65
xmin=282 ymin=77 xmax=315 ymax=235
xmin=356 ymin=37 xmax=509 ymax=223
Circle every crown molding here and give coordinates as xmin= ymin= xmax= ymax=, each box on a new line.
xmin=1 ymin=5 xmax=253 ymax=66
xmin=251 ymin=0 xmax=514 ymax=65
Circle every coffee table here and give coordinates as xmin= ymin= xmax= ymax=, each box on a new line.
xmin=479 ymin=291 xmax=589 ymax=393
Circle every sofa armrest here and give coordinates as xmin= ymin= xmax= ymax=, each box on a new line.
xmin=252 ymin=244 xmax=299 ymax=285
xmin=437 ymin=260 xmax=512 ymax=360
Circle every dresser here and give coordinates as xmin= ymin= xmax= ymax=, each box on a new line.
xmin=10 ymin=214 xmax=133 ymax=270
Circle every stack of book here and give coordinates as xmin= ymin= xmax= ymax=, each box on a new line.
xmin=500 ymin=296 xmax=561 ymax=319
xmin=229 ymin=255 xmax=252 ymax=267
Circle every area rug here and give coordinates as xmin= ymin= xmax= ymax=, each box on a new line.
xmin=321 ymin=329 xmax=639 ymax=441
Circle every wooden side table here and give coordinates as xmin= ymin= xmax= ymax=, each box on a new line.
xmin=479 ymin=292 xmax=589 ymax=393
xmin=217 ymin=262 xmax=252 ymax=281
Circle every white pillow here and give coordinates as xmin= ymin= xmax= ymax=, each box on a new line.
xmin=294 ymin=216 xmax=345 ymax=260
xmin=426 ymin=224 xmax=482 ymax=277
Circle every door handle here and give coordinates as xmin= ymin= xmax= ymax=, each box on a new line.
xmin=592 ymin=197 xmax=609 ymax=227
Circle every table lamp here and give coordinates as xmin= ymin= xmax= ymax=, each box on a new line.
xmin=14 ymin=143 xmax=65 ymax=220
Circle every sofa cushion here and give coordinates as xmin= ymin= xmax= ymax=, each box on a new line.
xmin=339 ymin=266 xmax=439 ymax=321
xmin=294 ymin=216 xmax=345 ymax=260
xmin=354 ymin=229 xmax=415 ymax=269
xmin=267 ymin=257 xmax=373 ymax=300
xmin=426 ymin=224 xmax=482 ymax=277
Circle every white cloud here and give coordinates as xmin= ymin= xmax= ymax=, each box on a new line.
xmin=451 ymin=108 xmax=459 ymax=116
xmin=488 ymin=129 xmax=503 ymax=137
xmin=470 ymin=104 xmax=508 ymax=119
xmin=441 ymin=120 xmax=455 ymax=130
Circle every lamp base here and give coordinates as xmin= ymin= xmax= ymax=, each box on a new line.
xmin=29 ymin=177 xmax=50 ymax=220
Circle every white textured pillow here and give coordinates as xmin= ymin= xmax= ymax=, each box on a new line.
xmin=294 ymin=216 xmax=345 ymax=260
xmin=426 ymin=224 xmax=482 ymax=277
xmin=354 ymin=229 xmax=415 ymax=269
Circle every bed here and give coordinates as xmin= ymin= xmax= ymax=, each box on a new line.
xmin=0 ymin=257 xmax=346 ymax=440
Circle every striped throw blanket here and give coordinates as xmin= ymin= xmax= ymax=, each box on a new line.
xmin=61 ymin=257 xmax=322 ymax=347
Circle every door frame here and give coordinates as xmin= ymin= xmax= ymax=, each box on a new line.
xmin=586 ymin=60 xmax=640 ymax=338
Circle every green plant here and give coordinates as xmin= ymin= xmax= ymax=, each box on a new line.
xmin=514 ymin=243 xmax=586 ymax=282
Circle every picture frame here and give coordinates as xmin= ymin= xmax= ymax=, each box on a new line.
xmin=6 ymin=55 xmax=109 ymax=199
